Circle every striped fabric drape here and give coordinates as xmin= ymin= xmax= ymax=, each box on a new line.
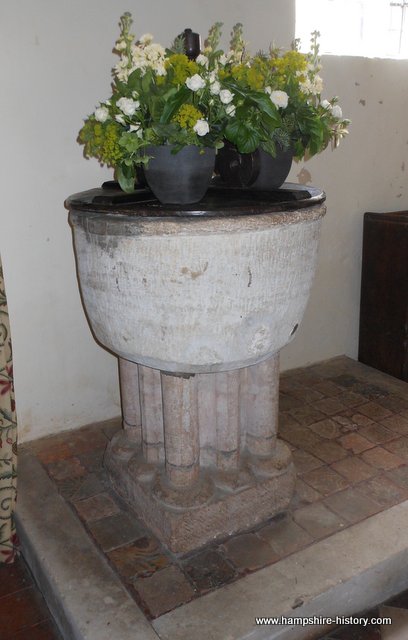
xmin=0 ymin=256 xmax=18 ymax=563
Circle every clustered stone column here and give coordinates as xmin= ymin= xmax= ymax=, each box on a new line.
xmin=106 ymin=353 xmax=294 ymax=552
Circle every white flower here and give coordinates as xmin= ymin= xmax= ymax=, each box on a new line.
xmin=225 ymin=103 xmax=236 ymax=117
xmin=139 ymin=33 xmax=154 ymax=45
xmin=115 ymin=39 xmax=127 ymax=51
xmin=186 ymin=74 xmax=206 ymax=91
xmin=219 ymin=89 xmax=234 ymax=104
xmin=331 ymin=104 xmax=343 ymax=119
xmin=265 ymin=86 xmax=272 ymax=95
xmin=210 ymin=81 xmax=221 ymax=95
xmin=320 ymin=99 xmax=331 ymax=109
xmin=196 ymin=54 xmax=209 ymax=68
xmin=115 ymin=114 xmax=125 ymax=125
xmin=193 ymin=119 xmax=210 ymax=136
xmin=209 ymin=71 xmax=217 ymax=83
xmin=129 ymin=123 xmax=143 ymax=138
xmin=300 ymin=75 xmax=323 ymax=96
xmin=269 ymin=90 xmax=289 ymax=109
xmin=94 ymin=106 xmax=109 ymax=122
xmin=219 ymin=54 xmax=227 ymax=66
xmin=155 ymin=64 xmax=167 ymax=76
xmin=117 ymin=97 xmax=140 ymax=116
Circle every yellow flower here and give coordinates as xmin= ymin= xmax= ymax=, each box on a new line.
xmin=165 ymin=54 xmax=199 ymax=85
xmin=173 ymin=104 xmax=203 ymax=130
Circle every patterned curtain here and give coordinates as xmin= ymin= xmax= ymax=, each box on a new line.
xmin=0 ymin=256 xmax=18 ymax=563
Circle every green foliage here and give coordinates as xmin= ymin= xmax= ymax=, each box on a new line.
xmin=78 ymin=12 xmax=350 ymax=190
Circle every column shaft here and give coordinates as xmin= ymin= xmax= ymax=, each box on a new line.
xmin=161 ymin=372 xmax=199 ymax=488
xmin=244 ymin=354 xmax=280 ymax=457
xmin=139 ymin=365 xmax=164 ymax=463
xmin=118 ymin=358 xmax=142 ymax=445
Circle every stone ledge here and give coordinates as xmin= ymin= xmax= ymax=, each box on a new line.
xmin=16 ymin=448 xmax=408 ymax=640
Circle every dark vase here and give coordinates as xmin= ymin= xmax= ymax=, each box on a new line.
xmin=143 ymin=145 xmax=216 ymax=204
xmin=215 ymin=142 xmax=293 ymax=190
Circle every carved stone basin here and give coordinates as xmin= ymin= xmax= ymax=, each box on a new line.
xmin=66 ymin=182 xmax=326 ymax=552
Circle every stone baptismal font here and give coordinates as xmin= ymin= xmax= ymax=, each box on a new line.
xmin=66 ymin=182 xmax=326 ymax=552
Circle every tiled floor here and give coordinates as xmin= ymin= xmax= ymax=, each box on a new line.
xmin=0 ymin=556 xmax=62 ymax=640
xmin=14 ymin=356 xmax=408 ymax=637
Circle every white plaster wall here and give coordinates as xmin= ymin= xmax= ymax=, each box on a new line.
xmin=2 ymin=0 xmax=407 ymax=440
xmin=0 ymin=0 xmax=294 ymax=441
xmin=282 ymin=55 xmax=408 ymax=370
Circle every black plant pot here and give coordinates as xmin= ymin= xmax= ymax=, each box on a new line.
xmin=215 ymin=142 xmax=293 ymax=190
xmin=143 ymin=145 xmax=216 ymax=204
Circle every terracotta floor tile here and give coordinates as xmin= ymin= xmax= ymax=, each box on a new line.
xmin=287 ymin=387 xmax=325 ymax=403
xmin=279 ymin=412 xmax=301 ymax=430
xmin=354 ymin=383 xmax=389 ymax=400
xmin=357 ymin=402 xmax=394 ymax=421
xmin=88 ymin=513 xmax=146 ymax=552
xmin=312 ymin=440 xmax=349 ymax=464
xmin=359 ymin=423 xmax=397 ymax=445
xmin=35 ymin=442 xmax=73 ymax=465
xmin=314 ymin=397 xmax=348 ymax=416
xmin=133 ymin=565 xmax=195 ymax=618
xmin=279 ymin=392 xmax=304 ymax=411
xmin=74 ymin=492 xmax=121 ymax=522
xmin=287 ymin=372 xmax=324 ymax=387
xmin=308 ymin=418 xmax=343 ymax=439
xmin=108 ymin=536 xmax=169 ymax=579
xmin=11 ymin=619 xmax=62 ymax=640
xmin=46 ymin=457 xmax=87 ymax=481
xmin=0 ymin=587 xmax=50 ymax=637
xmin=257 ymin=514 xmax=313 ymax=555
xmin=331 ymin=456 xmax=377 ymax=483
xmin=360 ymin=446 xmax=404 ymax=471
xmin=292 ymin=449 xmax=324 ymax=474
xmin=380 ymin=414 xmax=408 ymax=436
xmin=293 ymin=502 xmax=346 ymax=539
xmin=358 ymin=475 xmax=408 ymax=507
xmin=330 ymin=374 xmax=360 ymax=389
xmin=182 ymin=549 xmax=236 ymax=593
xmin=288 ymin=405 xmax=328 ymax=426
xmin=384 ymin=437 xmax=408 ymax=459
xmin=101 ymin=418 xmax=122 ymax=440
xmin=221 ymin=533 xmax=278 ymax=571
xmin=291 ymin=478 xmax=322 ymax=508
xmin=313 ymin=381 xmax=345 ymax=397
xmin=77 ymin=448 xmax=105 ymax=473
xmin=385 ymin=588 xmax=408 ymax=608
xmin=336 ymin=391 xmax=368 ymax=408
xmin=302 ymin=466 xmax=349 ymax=496
xmin=0 ymin=557 xmax=32 ymax=598
xmin=339 ymin=433 xmax=375 ymax=454
xmin=387 ymin=465 xmax=408 ymax=491
xmin=323 ymin=487 xmax=381 ymax=524
xmin=378 ymin=395 xmax=408 ymax=413
xmin=62 ymin=426 xmax=108 ymax=455
xmin=344 ymin=413 xmax=375 ymax=428
xmin=69 ymin=473 xmax=106 ymax=502
xmin=279 ymin=423 xmax=323 ymax=451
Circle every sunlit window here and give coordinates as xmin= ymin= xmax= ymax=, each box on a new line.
xmin=296 ymin=0 xmax=408 ymax=58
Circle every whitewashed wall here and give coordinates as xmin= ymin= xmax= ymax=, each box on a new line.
xmin=0 ymin=0 xmax=406 ymax=441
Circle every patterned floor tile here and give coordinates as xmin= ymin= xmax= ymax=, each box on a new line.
xmin=339 ymin=433 xmax=375 ymax=454
xmin=182 ymin=549 xmax=236 ymax=593
xmin=107 ymin=536 xmax=170 ymax=579
xmin=302 ymin=466 xmax=349 ymax=496
xmin=74 ymin=492 xmax=121 ymax=522
xmin=293 ymin=502 xmax=346 ymax=539
xmin=309 ymin=418 xmax=343 ymax=440
xmin=132 ymin=565 xmax=195 ymax=618
xmin=357 ymin=475 xmax=408 ymax=507
xmin=257 ymin=514 xmax=313 ymax=555
xmin=331 ymin=456 xmax=377 ymax=483
xmin=220 ymin=533 xmax=279 ymax=571
xmin=87 ymin=512 xmax=146 ymax=552
xmin=323 ymin=488 xmax=381 ymax=524
xmin=360 ymin=447 xmax=404 ymax=471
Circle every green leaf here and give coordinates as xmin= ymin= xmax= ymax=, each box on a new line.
xmin=116 ymin=162 xmax=136 ymax=193
xmin=250 ymin=93 xmax=280 ymax=124
xmin=224 ymin=119 xmax=260 ymax=153
xmin=159 ymin=86 xmax=190 ymax=124
xmin=127 ymin=68 xmax=143 ymax=91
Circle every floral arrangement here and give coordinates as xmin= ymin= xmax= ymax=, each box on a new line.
xmin=79 ymin=13 xmax=349 ymax=192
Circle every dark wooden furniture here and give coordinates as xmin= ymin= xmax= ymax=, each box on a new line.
xmin=358 ymin=210 xmax=408 ymax=381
